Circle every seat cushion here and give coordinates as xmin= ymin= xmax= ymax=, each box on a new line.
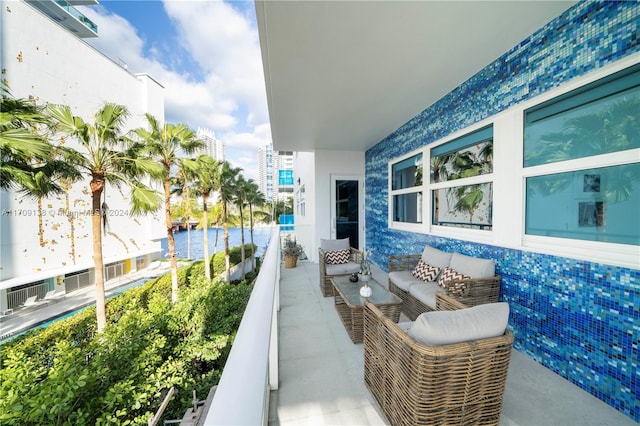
xmin=325 ymin=248 xmax=350 ymax=264
xmin=320 ymin=238 xmax=350 ymax=252
xmin=408 ymin=302 xmax=510 ymax=346
xmin=389 ymin=270 xmax=422 ymax=292
xmin=449 ymin=252 xmax=495 ymax=278
xmin=325 ymin=261 xmax=361 ymax=276
xmin=408 ymin=282 xmax=442 ymax=309
xmin=421 ymin=245 xmax=453 ymax=270
xmin=412 ymin=260 xmax=441 ymax=282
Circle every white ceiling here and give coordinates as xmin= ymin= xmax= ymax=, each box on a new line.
xmin=255 ymin=0 xmax=576 ymax=152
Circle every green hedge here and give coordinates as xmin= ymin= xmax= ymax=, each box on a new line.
xmin=0 ymin=257 xmax=255 ymax=425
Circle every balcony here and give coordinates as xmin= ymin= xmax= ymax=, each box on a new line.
xmin=25 ymin=0 xmax=98 ymax=38
xmin=205 ymin=229 xmax=636 ymax=425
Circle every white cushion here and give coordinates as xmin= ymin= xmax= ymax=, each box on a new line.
xmin=408 ymin=302 xmax=510 ymax=346
xmin=325 ymin=261 xmax=361 ymax=276
xmin=421 ymin=245 xmax=453 ymax=270
xmin=408 ymin=283 xmax=442 ymax=309
xmin=397 ymin=322 xmax=413 ymax=332
xmin=320 ymin=238 xmax=350 ymax=252
xmin=449 ymin=252 xmax=495 ymax=278
xmin=388 ymin=270 xmax=422 ymax=292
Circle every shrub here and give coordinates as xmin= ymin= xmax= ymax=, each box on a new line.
xmin=0 ymin=249 xmax=256 ymax=425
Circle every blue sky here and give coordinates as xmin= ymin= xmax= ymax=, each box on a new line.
xmin=79 ymin=0 xmax=270 ymax=180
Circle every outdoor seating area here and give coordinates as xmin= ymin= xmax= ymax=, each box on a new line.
xmin=388 ymin=245 xmax=500 ymax=320
xmin=271 ymin=260 xmax=636 ymax=425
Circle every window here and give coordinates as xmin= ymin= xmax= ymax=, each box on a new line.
xmin=430 ymin=126 xmax=493 ymax=230
xmin=524 ymin=64 xmax=639 ymax=245
xmin=390 ymin=153 xmax=422 ymax=224
xmin=524 ymin=65 xmax=639 ymax=167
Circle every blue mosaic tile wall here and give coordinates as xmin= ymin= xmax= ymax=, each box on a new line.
xmin=364 ymin=1 xmax=639 ymax=421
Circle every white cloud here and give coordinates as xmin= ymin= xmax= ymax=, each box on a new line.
xmin=79 ymin=1 xmax=271 ymax=180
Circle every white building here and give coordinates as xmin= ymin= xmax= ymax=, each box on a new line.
xmin=196 ymin=128 xmax=225 ymax=162
xmin=0 ymin=0 xmax=165 ymax=312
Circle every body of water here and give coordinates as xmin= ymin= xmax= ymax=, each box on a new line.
xmin=161 ymin=226 xmax=276 ymax=260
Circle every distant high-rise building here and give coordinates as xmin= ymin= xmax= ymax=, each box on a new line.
xmin=258 ymin=144 xmax=293 ymax=203
xmin=258 ymin=144 xmax=274 ymax=201
xmin=196 ymin=128 xmax=225 ymax=161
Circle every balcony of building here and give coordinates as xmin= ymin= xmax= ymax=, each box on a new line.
xmin=203 ymin=228 xmax=636 ymax=425
xmin=25 ymin=0 xmax=98 ymax=38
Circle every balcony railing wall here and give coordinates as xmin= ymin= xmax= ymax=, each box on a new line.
xmin=203 ymin=226 xmax=280 ymax=425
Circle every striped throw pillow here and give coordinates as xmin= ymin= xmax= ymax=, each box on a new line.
xmin=438 ymin=266 xmax=471 ymax=295
xmin=411 ymin=260 xmax=440 ymax=282
xmin=325 ymin=249 xmax=350 ymax=265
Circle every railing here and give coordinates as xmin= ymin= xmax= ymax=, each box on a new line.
xmin=203 ymin=226 xmax=280 ymax=425
xmin=53 ymin=0 xmax=98 ymax=32
xmin=7 ymin=282 xmax=48 ymax=309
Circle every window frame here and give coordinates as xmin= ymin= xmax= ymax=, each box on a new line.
xmin=388 ymin=123 xmax=496 ymax=241
xmin=388 ymin=151 xmax=424 ymax=232
xmin=385 ymin=57 xmax=639 ymax=268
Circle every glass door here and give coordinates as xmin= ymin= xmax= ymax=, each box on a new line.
xmin=331 ymin=177 xmax=361 ymax=250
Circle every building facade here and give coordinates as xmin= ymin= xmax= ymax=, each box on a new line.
xmin=0 ymin=1 xmax=165 ymax=311
xmin=364 ymin=2 xmax=639 ymax=421
xmin=196 ymin=127 xmax=226 ymax=162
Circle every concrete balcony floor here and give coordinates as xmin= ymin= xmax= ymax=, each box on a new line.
xmin=269 ymin=261 xmax=635 ymax=426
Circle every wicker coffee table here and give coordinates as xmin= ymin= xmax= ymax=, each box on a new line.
xmin=331 ymin=276 xmax=402 ymax=343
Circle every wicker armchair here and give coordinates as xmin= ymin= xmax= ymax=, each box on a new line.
xmin=364 ymin=293 xmax=514 ymax=425
xmin=388 ymin=252 xmax=501 ymax=320
xmin=318 ymin=240 xmax=362 ymax=297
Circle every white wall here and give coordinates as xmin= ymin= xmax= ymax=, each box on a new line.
xmin=0 ymin=1 xmax=165 ymax=283
xmin=306 ymin=150 xmax=364 ymax=262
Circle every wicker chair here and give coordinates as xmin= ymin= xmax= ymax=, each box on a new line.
xmin=388 ymin=252 xmax=501 ymax=320
xmin=364 ymin=293 xmax=514 ymax=425
xmin=318 ymin=238 xmax=362 ymax=297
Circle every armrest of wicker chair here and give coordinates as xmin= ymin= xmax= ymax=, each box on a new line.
xmin=441 ymin=274 xmax=501 ymax=307
xmin=387 ymin=253 xmax=421 ymax=272
xmin=363 ymin=292 xmax=513 ymax=425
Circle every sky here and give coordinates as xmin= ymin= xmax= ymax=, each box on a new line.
xmin=78 ymin=0 xmax=271 ymax=181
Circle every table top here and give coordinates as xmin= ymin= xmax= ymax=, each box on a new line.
xmin=331 ymin=276 xmax=402 ymax=308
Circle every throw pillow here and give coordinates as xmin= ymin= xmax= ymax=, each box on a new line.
xmin=325 ymin=248 xmax=350 ymax=265
xmin=412 ymin=260 xmax=440 ymax=282
xmin=438 ymin=266 xmax=471 ymax=294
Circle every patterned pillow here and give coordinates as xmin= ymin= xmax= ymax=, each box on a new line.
xmin=412 ymin=260 xmax=440 ymax=282
xmin=325 ymin=249 xmax=351 ymax=265
xmin=438 ymin=266 xmax=472 ymax=295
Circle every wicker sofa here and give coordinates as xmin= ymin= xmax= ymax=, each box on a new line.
xmin=364 ymin=293 xmax=514 ymax=425
xmin=318 ymin=238 xmax=362 ymax=297
xmin=388 ymin=245 xmax=501 ymax=320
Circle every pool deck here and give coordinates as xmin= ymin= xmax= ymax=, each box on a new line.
xmin=0 ymin=270 xmax=155 ymax=340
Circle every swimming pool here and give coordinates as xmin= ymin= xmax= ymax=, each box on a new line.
xmin=0 ymin=278 xmax=151 ymax=343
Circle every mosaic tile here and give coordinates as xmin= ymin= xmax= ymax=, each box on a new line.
xmin=364 ymin=1 xmax=639 ymax=421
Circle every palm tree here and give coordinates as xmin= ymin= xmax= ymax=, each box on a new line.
xmin=218 ymin=161 xmax=241 ymax=282
xmin=182 ymin=155 xmax=220 ymax=280
xmin=48 ymin=103 xmax=163 ymax=333
xmin=244 ymin=179 xmax=265 ymax=272
xmin=170 ymin=167 xmax=200 ymax=260
xmin=233 ymin=174 xmax=250 ymax=281
xmin=0 ymin=88 xmax=59 ymax=193
xmin=134 ymin=114 xmax=203 ymax=303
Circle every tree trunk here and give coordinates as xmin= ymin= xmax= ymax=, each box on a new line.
xmin=91 ymin=178 xmax=106 ymax=333
xmin=223 ymin=201 xmax=230 ymax=282
xmin=239 ymin=204 xmax=245 ymax=281
xmin=202 ymin=192 xmax=211 ymax=280
xmin=249 ymin=204 xmax=255 ymax=272
xmin=164 ymin=177 xmax=179 ymax=304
